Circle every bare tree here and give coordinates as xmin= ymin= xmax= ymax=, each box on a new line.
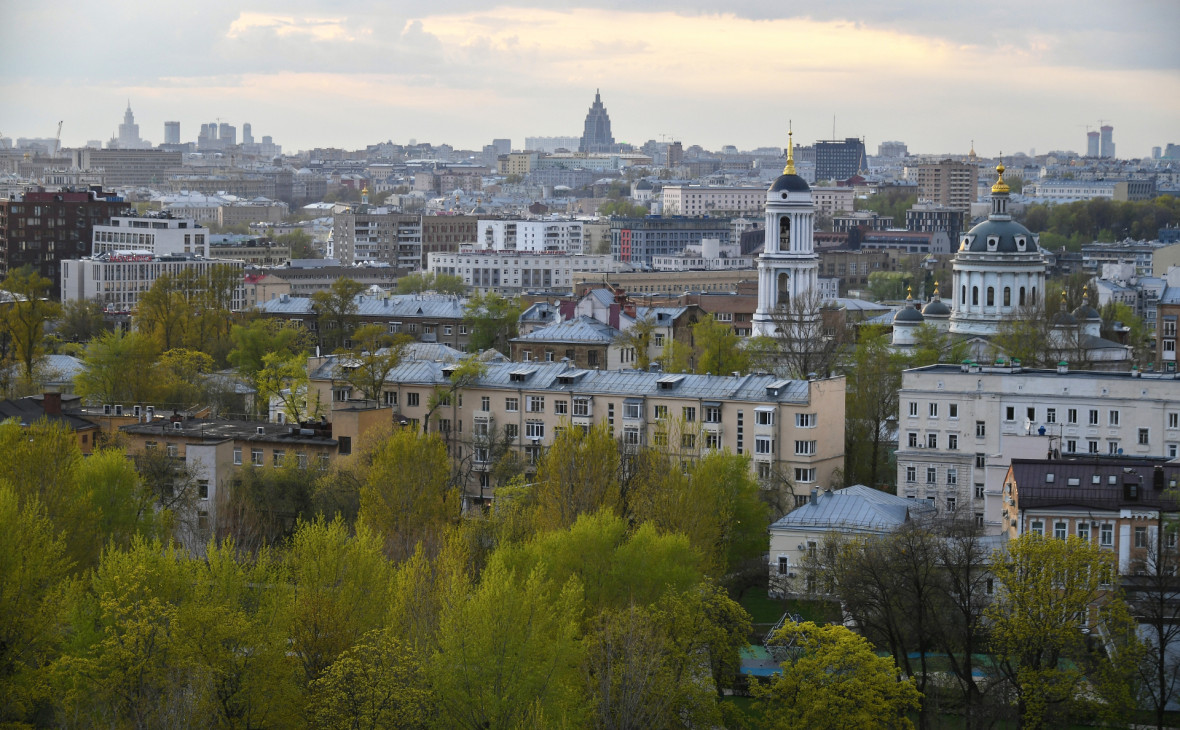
xmin=748 ymin=290 xmax=851 ymax=379
xmin=1127 ymin=513 xmax=1180 ymax=730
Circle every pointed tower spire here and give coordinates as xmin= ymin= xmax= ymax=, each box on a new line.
xmin=783 ymin=122 xmax=796 ymax=175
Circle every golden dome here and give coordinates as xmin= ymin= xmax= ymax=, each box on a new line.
xmin=783 ymin=128 xmax=796 ymax=176
xmin=991 ymin=162 xmax=1010 ymax=194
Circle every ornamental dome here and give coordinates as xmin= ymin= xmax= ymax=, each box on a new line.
xmin=922 ymin=298 xmax=951 ymax=317
xmin=768 ymin=127 xmax=811 ymax=194
xmin=957 ymin=162 xmax=1038 ymax=254
xmin=893 ymin=288 xmax=925 ymax=324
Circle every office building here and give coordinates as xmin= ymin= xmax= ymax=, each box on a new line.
xmin=91 ymin=215 xmax=209 ymax=258
xmin=814 ymin=137 xmax=866 ymax=182
xmin=610 ymin=216 xmax=731 ymax=266
xmin=61 ymin=254 xmax=245 ymax=310
xmin=71 ymin=148 xmax=183 ymax=188
xmin=661 ymin=185 xmax=766 ymax=217
xmin=579 ymin=89 xmax=615 ymax=153
xmin=164 ymin=121 xmax=180 ymax=146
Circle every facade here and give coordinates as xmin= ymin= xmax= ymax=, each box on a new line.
xmin=810 ymin=187 xmax=856 ymax=218
xmin=255 ymin=292 xmax=470 ymax=350
xmin=915 ymin=159 xmax=977 ymax=210
xmin=1158 ymin=279 xmax=1178 ymax=372
xmin=0 ymin=188 xmax=131 ymax=296
xmin=92 ymin=215 xmax=209 ymax=258
xmin=1003 ymin=457 xmax=1180 ymax=574
xmin=814 ymin=138 xmax=866 ymax=182
xmin=207 ymin=235 xmax=290 ymax=266
xmin=753 ymin=135 xmax=820 ymax=337
xmin=1087 ymin=131 xmax=1101 ymax=158
xmin=164 ymin=121 xmax=180 ymax=146
xmin=907 ymin=203 xmax=967 ymax=243
xmin=661 ymin=185 xmax=766 ymax=217
xmin=1100 ymin=125 xmax=1115 ymax=159
xmin=218 ymin=199 xmax=289 ymax=227
xmin=476 ymin=219 xmax=584 ymax=254
xmin=860 ymin=229 xmax=952 ymax=255
xmin=61 ymin=254 xmax=246 ymax=310
xmin=428 ymin=250 xmax=619 ymax=294
xmin=651 ymin=238 xmax=755 ymax=271
xmin=579 ymin=90 xmax=615 ymax=153
xmin=421 ymin=214 xmax=477 ymax=266
xmin=307 ymin=358 xmax=846 ymax=507
xmin=71 ymin=148 xmax=183 ymax=187
xmin=509 ymin=315 xmax=621 ymax=370
xmin=574 ymin=268 xmax=756 ymax=296
xmin=331 ymin=208 xmax=422 ymax=268
xmin=610 ymin=216 xmax=732 ymax=266
xmin=254 ymin=261 xmax=403 ymax=297
xmin=897 ymin=363 xmax=1180 ymax=534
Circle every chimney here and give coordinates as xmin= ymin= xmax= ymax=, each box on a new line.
xmin=810 ymin=487 xmax=819 ymax=506
xmin=42 ymin=391 xmax=62 ymax=415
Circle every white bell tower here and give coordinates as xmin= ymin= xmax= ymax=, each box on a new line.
xmin=752 ymin=129 xmax=820 ymax=338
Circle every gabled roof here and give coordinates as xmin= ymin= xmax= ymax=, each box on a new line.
xmin=511 ymin=315 xmax=620 ymax=345
xmin=770 ymin=485 xmax=933 ymax=533
xmin=0 ymin=396 xmax=98 ymax=432
xmin=256 ymin=293 xmax=466 ymax=319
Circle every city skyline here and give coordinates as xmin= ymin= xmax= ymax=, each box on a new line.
xmin=2 ymin=1 xmax=1178 ymax=157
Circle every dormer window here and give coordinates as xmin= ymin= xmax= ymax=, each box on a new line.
xmin=1015 ymin=236 xmax=1026 ymax=251
xmin=986 ymin=236 xmax=999 ymax=251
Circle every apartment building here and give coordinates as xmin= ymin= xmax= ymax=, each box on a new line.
xmin=428 ymin=250 xmax=620 ymax=294
xmin=256 ymin=292 xmax=469 ymax=350
xmin=809 ymin=187 xmax=856 ymax=218
xmin=915 ymin=159 xmax=977 ymax=210
xmin=898 ymin=363 xmax=1180 ymax=535
xmin=610 ymin=216 xmax=732 ymax=266
xmin=61 ymin=254 xmax=246 ymax=310
xmin=476 ymin=219 xmax=584 ymax=254
xmin=660 ymin=185 xmax=766 ymax=217
xmin=92 ymin=215 xmax=209 ymax=258
xmin=307 ymin=359 xmax=846 ymax=507
xmin=421 ymin=214 xmax=477 ymax=266
xmin=331 ymin=208 xmax=422 ymax=268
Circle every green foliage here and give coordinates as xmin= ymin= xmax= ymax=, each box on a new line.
xmin=397 ymin=271 xmax=465 ymax=295
xmin=693 ymin=314 xmax=749 ymax=375
xmin=614 ymin=314 xmax=656 ymax=371
xmin=308 ymin=629 xmax=432 ymax=730
xmin=843 ymin=326 xmax=907 ymax=488
xmin=337 ymin=323 xmax=412 ymax=403
xmin=135 ymin=264 xmax=241 ymax=363
xmin=255 ymin=350 xmax=320 ymax=423
xmin=56 ymin=297 xmax=109 ymax=344
xmin=463 ymin=291 xmax=521 ymax=353
xmin=276 ymin=228 xmax=320 ymax=259
xmin=74 ymin=329 xmax=161 ymax=405
xmin=534 ymin=422 xmax=622 ymax=530
xmin=867 ymin=270 xmax=912 ymax=301
xmin=854 ymin=189 xmax=917 ymax=225
xmin=1019 ymin=195 xmax=1180 ymax=250
xmin=228 ymin=317 xmax=313 ymax=378
xmin=310 ymin=277 xmax=365 ymax=351
xmin=751 ymin=621 xmax=922 ymax=729
xmin=2 ymin=266 xmax=60 ymax=383
xmin=599 ymin=199 xmax=649 ymax=217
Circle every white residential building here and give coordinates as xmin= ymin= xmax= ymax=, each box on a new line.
xmin=660 ymin=185 xmax=766 ymax=217
xmin=61 ymin=254 xmax=246 ymax=310
xmin=428 ymin=250 xmax=622 ymax=294
xmin=91 ymin=216 xmax=209 ymax=258
xmin=476 ymin=219 xmax=584 ymax=254
xmin=897 ymin=362 xmax=1180 ymax=535
xmin=651 ymin=238 xmax=755 ymax=271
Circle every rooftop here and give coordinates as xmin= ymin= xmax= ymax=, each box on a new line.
xmin=770 ymin=485 xmax=933 ymax=533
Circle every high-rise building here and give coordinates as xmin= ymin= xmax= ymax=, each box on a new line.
xmin=814 ymin=138 xmax=866 ymax=182
xmin=1086 ymin=131 xmax=1100 ymax=157
xmin=491 ymin=138 xmax=511 ymax=155
xmin=1100 ymin=125 xmax=1115 ymax=158
xmin=242 ymin=123 xmax=254 ymax=145
xmin=579 ymin=90 xmax=615 ymax=153
xmin=115 ymin=101 xmax=147 ymax=149
xmin=877 ymin=141 xmax=908 ymax=158
xmin=219 ymin=123 xmax=237 ymax=147
xmin=915 ymin=159 xmax=977 ymax=211
xmin=164 ymin=121 xmax=180 ymax=145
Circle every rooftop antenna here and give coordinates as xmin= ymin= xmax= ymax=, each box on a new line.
xmin=832 ymin=115 xmax=836 ymax=140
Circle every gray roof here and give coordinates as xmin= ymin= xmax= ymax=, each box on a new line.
xmin=960 ymin=217 xmax=1040 ymax=255
xmin=121 ymin=417 xmax=337 ymax=446
xmin=770 ymin=485 xmax=933 ymax=533
xmin=256 ymin=293 xmax=467 ymax=319
xmin=512 ymin=315 xmax=620 ymax=345
xmin=310 ymin=357 xmax=821 ymax=404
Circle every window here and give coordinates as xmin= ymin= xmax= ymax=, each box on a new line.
xmin=1089 ymin=409 xmax=1099 ymax=426
xmin=1005 ymin=406 xmax=1015 ymax=422
xmin=908 ymin=402 xmax=918 ymax=417
xmin=481 ymin=396 xmax=490 ymax=411
xmin=795 ymin=440 xmax=816 ymax=455
xmin=1088 ymin=440 xmax=1099 ymax=454
xmin=1169 ymin=412 xmax=1179 ymax=429
xmin=623 ymin=426 xmax=640 ymax=445
xmin=705 ymin=432 xmax=720 ymax=449
xmin=796 ymin=413 xmax=816 ymax=428
xmin=525 ymin=421 xmax=545 ymax=440
xmin=1066 ymin=439 xmax=1077 ymax=453
xmin=1139 ymin=428 xmax=1149 ymax=445
xmin=1109 ymin=410 xmax=1120 ymax=426
xmin=406 ymin=392 xmax=420 ymax=407
xmin=166 ymin=443 xmax=178 ymax=458
xmin=948 ymin=403 xmax=958 ymax=419
xmin=1171 ymin=444 xmax=1179 ymax=459
xmin=339 ymin=436 xmax=352 ymax=455
xmin=475 ymin=447 xmax=489 ymax=463
xmin=233 ymin=448 xmax=242 ymax=465
xmin=948 ymin=434 xmax=958 ymax=450
xmin=459 ymin=325 xmax=468 ymax=335
xmin=474 ymin=419 xmax=489 ymax=437
xmin=505 ymin=423 xmax=519 ymax=440
xmin=1077 ymin=522 xmax=1090 ymax=542
xmin=926 ymin=467 xmax=937 ymax=484
xmin=778 ymin=556 xmax=790 ymax=575
xmin=756 ymin=437 xmax=775 ymax=455
xmin=1046 ymin=408 xmax=1056 ymax=424
xmin=1100 ymin=523 xmax=1113 ymax=546
xmin=624 ymin=401 xmax=641 ymax=419
xmin=681 ymin=433 xmax=696 ymax=449
xmin=198 ymin=480 xmax=209 ymax=499
xmin=1027 ymin=520 xmax=1044 ymax=536
xmin=976 ymin=421 xmax=986 ymax=438
xmin=976 ymin=513 xmax=985 ymax=528
xmin=251 ymin=448 xmax=263 ymax=466
xmin=908 ymin=432 xmax=919 ymax=448
xmin=706 ymin=406 xmax=722 ymax=423
xmin=926 ymin=433 xmax=938 ymax=449
xmin=527 ymin=395 xmax=545 ymax=413
xmin=384 ymin=391 xmax=398 ymax=407
xmin=756 ymin=409 xmax=774 ymax=426
xmin=794 ymin=468 xmax=816 ymax=483
xmin=506 ymin=397 xmax=519 ymax=412
xmin=1108 ymin=441 xmax=1120 ymax=455
xmin=1067 ymin=408 xmax=1078 ymax=424
xmin=906 ymin=466 xmax=917 ymax=483
xmin=554 ymin=400 xmax=568 ymax=416
xmin=974 ymin=485 xmax=985 ymax=499
xmin=1027 ymin=407 xmax=1036 ymax=422
xmin=683 ymin=406 xmax=696 ymax=422
xmin=297 ymin=452 xmax=308 ymax=468
xmin=653 ymin=405 xmax=668 ymax=420
xmin=652 ymin=430 xmax=668 ymax=447
xmin=273 ymin=449 xmax=285 ymax=466
xmin=975 ymin=453 xmax=986 ymax=468
xmin=947 ymin=468 xmax=958 ymax=485
xmin=573 ymin=398 xmax=590 ymax=416
xmin=654 ymin=333 xmax=665 ymax=347
xmin=946 ymin=497 xmax=957 ymax=512
xmin=1136 ymin=526 xmax=1147 ymax=548
xmin=1054 ymin=521 xmax=1067 ymax=540
xmin=438 ymin=418 xmax=451 ymax=433
xmin=929 ymin=403 xmax=938 ymax=418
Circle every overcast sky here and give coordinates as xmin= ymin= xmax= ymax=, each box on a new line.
xmin=2 ymin=1 xmax=1177 ymax=158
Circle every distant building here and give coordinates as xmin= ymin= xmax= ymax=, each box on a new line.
xmin=523 ymin=137 xmax=581 ymax=153
xmin=877 ymin=141 xmax=909 ymax=158
xmin=112 ymin=102 xmax=149 ymax=150
xmin=331 ymin=207 xmax=421 ymax=268
xmin=810 ymin=187 xmax=856 ymax=218
xmin=906 ymin=203 xmax=967 ymax=243
xmin=61 ymin=254 xmax=245 ymax=311
xmin=610 ymin=216 xmax=732 ymax=266
xmin=428 ymin=250 xmax=620 ymax=294
xmin=256 ymin=292 xmax=469 ymax=350
xmin=164 ymin=121 xmax=180 ymax=146
xmin=71 ymin=148 xmax=183 ymax=187
xmin=1100 ymin=125 xmax=1115 ymax=159
xmin=814 ymin=138 xmax=866 ymax=182
xmin=915 ymin=159 xmax=977 ymax=210
xmin=1087 ymin=130 xmax=1100 ymax=158
xmin=420 ymin=215 xmax=478 ymax=267
xmin=92 ymin=215 xmax=209 ymax=258
xmin=661 ymin=185 xmax=766 ymax=217
xmin=477 ymin=219 xmax=584 ymax=254
xmin=579 ymin=90 xmax=615 ymax=153
xmin=652 ymin=238 xmax=754 ymax=271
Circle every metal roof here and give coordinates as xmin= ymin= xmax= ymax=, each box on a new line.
xmin=770 ymin=485 xmax=933 ymax=533
xmin=511 ymin=315 xmax=620 ymax=344
xmin=1011 ymin=458 xmax=1180 ymax=512
xmin=256 ymin=293 xmax=466 ymax=319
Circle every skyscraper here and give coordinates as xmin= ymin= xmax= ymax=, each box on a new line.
xmin=242 ymin=123 xmax=254 ymax=145
xmin=164 ymin=121 xmax=180 ymax=145
xmin=1087 ymin=131 xmax=1100 ymax=157
xmin=579 ymin=90 xmax=615 ymax=153
xmin=116 ymin=101 xmax=146 ymax=149
xmin=1100 ymin=125 xmax=1115 ymax=158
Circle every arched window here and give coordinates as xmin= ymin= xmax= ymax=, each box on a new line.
xmin=1003 ymin=287 xmax=1011 ymax=307
xmin=972 ymin=286 xmax=979 ymax=306
xmin=987 ymin=287 xmax=995 ymax=306
xmin=779 ymin=216 xmax=790 ymax=251
xmin=1031 ymin=287 xmax=1037 ymax=305
xmin=1019 ymin=286 xmax=1026 ymax=306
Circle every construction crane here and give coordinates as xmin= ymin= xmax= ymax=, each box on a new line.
xmin=52 ymin=121 xmax=62 ymax=157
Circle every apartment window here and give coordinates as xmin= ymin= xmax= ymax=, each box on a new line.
xmin=929 ymin=403 xmax=938 ymax=418
xmin=681 ymin=406 xmax=697 ymax=423
xmin=908 ymin=402 xmax=918 ymax=417
xmin=947 ymin=468 xmax=958 ymax=485
xmin=1054 ymin=521 xmax=1067 ymax=540
xmin=654 ymin=333 xmax=665 ymax=347
xmin=948 ymin=434 xmax=958 ymax=450
xmin=273 ymin=449 xmax=285 ymax=466
xmin=527 ymin=395 xmax=545 ymax=413
xmin=794 ymin=468 xmax=816 ymax=483
xmin=974 ymin=485 xmax=985 ymax=499
xmin=554 ymin=400 xmax=568 ymax=416
xmin=1136 ymin=526 xmax=1147 ymax=548
xmin=1169 ymin=413 xmax=1179 ymax=429
xmin=1046 ymin=408 xmax=1056 ymax=424
xmin=908 ymin=432 xmax=919 ymax=448
xmin=1089 ymin=409 xmax=1099 ymax=426
xmin=926 ymin=433 xmax=938 ymax=449
xmin=444 ymin=325 xmax=452 ymax=336
xmin=1077 ymin=522 xmax=1090 ymax=542
xmin=459 ymin=325 xmax=468 ymax=335
xmin=198 ymin=480 xmax=209 ymax=499
xmin=1170 ymin=444 xmax=1179 ymax=459
xmin=473 ymin=419 xmax=489 ymax=437
xmin=1005 ymin=406 xmax=1015 ymax=422
xmin=756 ymin=409 xmax=774 ymax=426
xmin=755 ymin=436 xmax=775 ymax=455
xmin=795 ymin=440 xmax=816 ymax=456
xmin=573 ymin=397 xmax=590 ymax=417
xmin=384 ymin=391 xmax=398 ymax=407
xmin=948 ymin=403 xmax=958 ymax=419
xmin=406 ymin=392 xmax=420 ymax=407
xmin=976 ymin=421 xmax=986 ymax=438
xmin=233 ymin=447 xmax=242 ymax=465
xmin=166 ymin=443 xmax=178 ymax=458
xmin=481 ymin=396 xmax=490 ymax=411
xmin=1100 ymin=523 xmax=1113 ymax=546
xmin=976 ymin=513 xmax=985 ymax=528
xmin=1066 ymin=439 xmax=1077 ymax=453
xmin=1030 ymin=520 xmax=1044 ymax=536
xmin=926 ymin=467 xmax=937 ymax=484
xmin=506 ymin=397 xmax=519 ymax=412
xmin=1108 ymin=441 xmax=1120 ymax=455
xmin=946 ymin=497 xmax=957 ymax=512
xmin=297 ymin=452 xmax=308 ymax=468
xmin=474 ymin=447 xmax=489 ymax=463
xmin=906 ymin=466 xmax=917 ymax=483
xmin=623 ymin=426 xmax=640 ymax=445
xmin=796 ymin=412 xmax=815 ymax=428
xmin=705 ymin=432 xmax=721 ymax=449
xmin=505 ymin=423 xmax=519 ymax=440
xmin=1088 ymin=440 xmax=1099 ymax=454
xmin=525 ymin=421 xmax=545 ymax=440
xmin=681 ymin=433 xmax=696 ymax=449
xmin=1139 ymin=428 xmax=1149 ymax=445
xmin=251 ymin=448 xmax=263 ymax=466
xmin=652 ymin=430 xmax=668 ymax=447
xmin=624 ymin=401 xmax=641 ymax=419
xmin=1109 ymin=410 xmax=1120 ymax=426
xmin=777 ymin=556 xmax=790 ymax=575
xmin=653 ymin=405 xmax=668 ymax=420
xmin=975 ymin=453 xmax=986 ymax=468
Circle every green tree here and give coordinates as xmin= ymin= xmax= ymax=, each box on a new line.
xmin=311 ymin=277 xmax=365 ymax=351
xmin=463 ymin=291 xmax=521 ymax=353
xmin=867 ymin=271 xmax=912 ymax=301
xmin=432 ymin=273 xmax=466 ymax=295
xmin=657 ymin=337 xmax=693 ymax=374
xmin=397 ymin=271 xmax=464 ymax=295
xmin=256 ymin=350 xmax=321 ymax=423
xmin=277 ymin=229 xmax=320 ymax=259
xmin=422 ymin=354 xmax=487 ymax=434
xmin=337 ymin=323 xmax=412 ymax=403
xmin=74 ymin=329 xmax=160 ymax=405
xmin=692 ymin=314 xmax=748 ymax=375
xmin=135 ymin=272 xmax=189 ymax=351
xmin=751 ymin=621 xmax=922 ymax=729
xmin=56 ymin=297 xmax=109 ymax=344
xmin=307 ymin=629 xmax=432 ymax=730
xmin=154 ymin=348 xmax=216 ymax=409
xmin=843 ymin=326 xmax=906 ymax=488
xmin=986 ymin=534 xmax=1142 ymax=729
xmin=2 ymin=267 xmax=61 ymax=382
xmin=1100 ymin=300 xmax=1153 ymax=366
xmin=614 ymin=314 xmax=656 ymax=371
xmin=534 ymin=422 xmax=622 ymax=530
xmin=228 ymin=317 xmax=313 ymax=379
